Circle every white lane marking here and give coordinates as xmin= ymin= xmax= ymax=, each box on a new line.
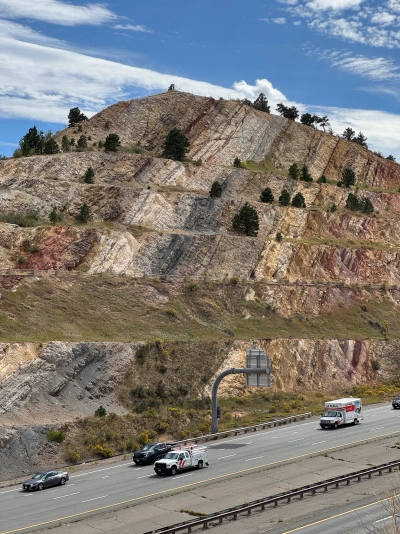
xmin=53 ymin=492 xmax=80 ymax=500
xmin=102 ymin=476 xmax=109 ymax=479
xmin=217 ymin=454 xmax=237 ymax=460
xmin=375 ymin=515 xmax=391 ymax=524
xmin=82 ymin=495 xmax=108 ymax=503
xmin=23 ymin=494 xmax=33 ymax=497
xmin=245 ymin=442 xmax=252 ymax=445
xmin=288 ymin=438 xmax=305 ymax=443
xmin=70 ymin=462 xmax=134 ymax=478
xmin=137 ymin=475 xmax=152 ymax=479
xmin=293 ymin=432 xmax=299 ymax=434
xmin=172 ymin=473 xmax=193 ymax=479
xmin=312 ymin=441 xmax=327 ymax=445
xmin=370 ymin=427 xmax=385 ymax=431
xmin=245 ymin=456 xmax=264 ymax=462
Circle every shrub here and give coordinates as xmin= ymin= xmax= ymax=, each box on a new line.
xmin=61 ymin=135 xmax=70 ymax=152
xmin=93 ymin=444 xmax=114 ymax=458
xmin=230 ymin=276 xmax=239 ymax=285
xmin=17 ymin=256 xmax=26 ymax=264
xmin=330 ymin=204 xmax=337 ymax=213
xmin=95 ymin=405 xmax=107 ymax=417
xmin=209 ymin=181 xmax=222 ymax=198
xmin=104 ymin=120 xmax=111 ymax=130
xmin=317 ymin=175 xmax=327 ymax=184
xmin=64 ymin=448 xmax=81 ymax=464
xmin=276 ymin=232 xmax=283 ymax=242
xmin=185 ymin=281 xmax=199 ymax=292
xmin=166 ymin=308 xmax=177 ymax=318
xmin=76 ymin=135 xmax=88 ymax=150
xmin=233 ymin=157 xmax=242 ymax=168
xmin=260 ymin=187 xmax=274 ymax=203
xmin=47 ymin=429 xmax=66 ymax=443
xmin=0 ymin=210 xmax=40 ymax=227
xmin=232 ymin=202 xmax=259 ymax=236
xmin=337 ymin=181 xmax=342 ymax=187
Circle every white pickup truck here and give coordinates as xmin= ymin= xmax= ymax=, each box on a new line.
xmin=154 ymin=445 xmax=208 ymax=476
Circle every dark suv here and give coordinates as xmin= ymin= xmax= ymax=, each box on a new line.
xmin=392 ymin=396 xmax=400 ymax=409
xmin=133 ymin=442 xmax=172 ymax=465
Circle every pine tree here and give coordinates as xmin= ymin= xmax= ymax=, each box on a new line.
xmin=77 ymin=203 xmax=90 ymax=223
xmin=77 ymin=135 xmax=88 ymax=150
xmin=288 ymin=163 xmax=299 ymax=180
xmin=291 ymin=192 xmax=306 ymax=208
xmin=342 ymin=168 xmax=356 ymax=188
xmin=209 ymin=181 xmax=222 ymax=198
xmin=68 ymin=107 xmax=88 ymax=127
xmin=84 ymin=166 xmax=95 ymax=184
xmin=44 ymin=137 xmax=60 ymax=154
xmin=361 ymin=197 xmax=374 ymax=214
xmin=252 ymin=93 xmax=270 ymax=113
xmin=104 ymin=133 xmax=121 ymax=152
xmin=317 ymin=175 xmax=327 ymax=184
xmin=49 ymin=207 xmax=62 ymax=224
xmin=279 ymin=189 xmax=291 ymax=206
xmin=232 ymin=202 xmax=259 ymax=236
xmin=346 ymin=193 xmax=360 ymax=211
xmin=301 ymin=164 xmax=312 ymax=182
xmin=342 ymin=127 xmax=355 ymax=141
xmin=260 ymin=187 xmax=274 ymax=203
xmin=161 ymin=128 xmax=189 ymax=161
xmin=62 ymin=135 xmax=70 ymax=152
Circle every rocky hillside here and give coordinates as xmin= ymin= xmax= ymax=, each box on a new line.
xmin=1 ymin=91 xmax=400 ymax=480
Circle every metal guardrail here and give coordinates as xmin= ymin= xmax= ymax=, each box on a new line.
xmin=171 ymin=413 xmax=312 ymax=447
xmin=143 ymin=459 xmax=400 ymax=534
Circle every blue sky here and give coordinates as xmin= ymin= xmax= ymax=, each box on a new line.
xmin=2 ymin=0 xmax=400 ymax=158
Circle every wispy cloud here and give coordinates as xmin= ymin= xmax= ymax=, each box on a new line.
xmin=0 ymin=19 xmax=67 ymax=47
xmin=113 ymin=24 xmax=153 ymax=33
xmin=278 ymin=0 xmax=400 ymax=48
xmin=0 ymin=141 xmax=18 ymax=147
xmin=0 ymin=0 xmax=118 ymax=26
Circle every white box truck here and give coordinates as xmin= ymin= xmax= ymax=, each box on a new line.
xmin=320 ymin=397 xmax=362 ymax=429
xmin=154 ymin=445 xmax=208 ymax=476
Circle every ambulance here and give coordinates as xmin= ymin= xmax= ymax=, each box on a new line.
xmin=320 ymin=397 xmax=362 ymax=429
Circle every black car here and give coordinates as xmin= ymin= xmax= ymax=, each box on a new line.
xmin=133 ymin=442 xmax=172 ymax=465
xmin=22 ymin=470 xmax=69 ymax=491
xmin=393 ymin=396 xmax=400 ymax=409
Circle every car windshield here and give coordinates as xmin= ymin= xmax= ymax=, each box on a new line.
xmin=32 ymin=473 xmax=46 ymax=479
xmin=141 ymin=443 xmax=156 ymax=451
xmin=163 ymin=453 xmax=179 ymax=460
xmin=324 ymin=411 xmax=341 ymax=417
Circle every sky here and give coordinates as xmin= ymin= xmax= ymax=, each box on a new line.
xmin=1 ymin=0 xmax=400 ymax=159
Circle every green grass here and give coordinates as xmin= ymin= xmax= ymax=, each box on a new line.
xmin=242 ymin=158 xmax=288 ymax=177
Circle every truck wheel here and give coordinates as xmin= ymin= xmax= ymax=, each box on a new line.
xmin=171 ymin=466 xmax=177 ymax=476
xmin=197 ymin=461 xmax=203 ymax=469
xmin=334 ymin=422 xmax=338 ymax=429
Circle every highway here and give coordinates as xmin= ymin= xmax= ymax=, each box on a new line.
xmin=1 ymin=403 xmax=399 ymax=534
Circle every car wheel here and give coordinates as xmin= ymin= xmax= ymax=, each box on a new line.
xmin=149 ymin=456 xmax=155 ymax=465
xmin=354 ymin=419 xmax=359 ymax=425
xmin=171 ymin=466 xmax=177 ymax=476
xmin=197 ymin=460 xmax=203 ymax=469
xmin=60 ymin=478 xmax=66 ymax=485
xmin=334 ymin=422 xmax=338 ymax=429
xmin=38 ymin=483 xmax=44 ymax=491
xmin=320 ymin=425 xmax=325 ymax=429
xmin=133 ymin=460 xmax=139 ymax=465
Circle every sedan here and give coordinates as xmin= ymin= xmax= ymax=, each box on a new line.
xmin=22 ymin=470 xmax=69 ymax=491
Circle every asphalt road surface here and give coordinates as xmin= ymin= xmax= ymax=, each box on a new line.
xmin=1 ymin=404 xmax=399 ymax=534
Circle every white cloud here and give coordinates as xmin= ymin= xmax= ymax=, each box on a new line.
xmin=0 ymin=141 xmax=18 ymax=147
xmin=305 ymin=0 xmax=364 ymax=10
xmin=329 ymin=54 xmax=400 ymax=80
xmin=0 ymin=19 xmax=66 ymax=47
xmin=273 ymin=17 xmax=287 ymax=23
xmin=113 ymin=24 xmax=152 ymax=33
xmin=0 ymin=0 xmax=117 ymax=26
xmin=1 ymin=29 xmax=400 ymax=158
